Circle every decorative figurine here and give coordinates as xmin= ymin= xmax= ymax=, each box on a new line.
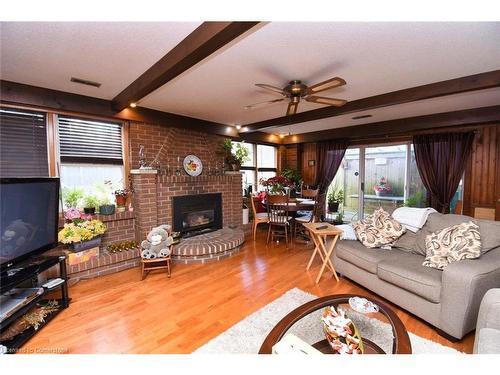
xmin=139 ymin=145 xmax=147 ymax=169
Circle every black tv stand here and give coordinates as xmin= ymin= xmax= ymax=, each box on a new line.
xmin=0 ymin=255 xmax=70 ymax=354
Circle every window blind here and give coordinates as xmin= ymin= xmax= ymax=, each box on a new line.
xmin=58 ymin=116 xmax=123 ymax=164
xmin=0 ymin=107 xmax=49 ymax=177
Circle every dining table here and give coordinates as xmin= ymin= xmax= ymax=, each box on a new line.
xmin=260 ymin=197 xmax=316 ymax=212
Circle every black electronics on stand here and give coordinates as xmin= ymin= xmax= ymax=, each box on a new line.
xmin=0 ymin=178 xmax=70 ymax=354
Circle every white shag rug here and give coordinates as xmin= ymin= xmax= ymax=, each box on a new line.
xmin=194 ymin=288 xmax=462 ymax=354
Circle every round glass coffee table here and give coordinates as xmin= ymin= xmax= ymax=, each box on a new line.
xmin=259 ymin=294 xmax=412 ymax=354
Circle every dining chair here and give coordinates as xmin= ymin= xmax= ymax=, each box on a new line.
xmin=266 ymin=194 xmax=293 ymax=247
xmin=250 ymin=196 xmax=269 ymax=240
xmin=294 ymin=197 xmax=323 ymax=239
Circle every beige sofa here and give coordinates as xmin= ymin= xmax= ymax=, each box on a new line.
xmin=331 ymin=213 xmax=500 ymax=340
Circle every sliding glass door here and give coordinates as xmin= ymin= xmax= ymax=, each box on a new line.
xmin=329 ymin=142 xmax=428 ymax=222
xmin=362 ymin=145 xmax=407 ymax=217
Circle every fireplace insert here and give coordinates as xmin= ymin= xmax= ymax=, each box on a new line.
xmin=172 ymin=193 xmax=222 ymax=237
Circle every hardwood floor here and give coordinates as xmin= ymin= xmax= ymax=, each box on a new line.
xmin=24 ymin=229 xmax=475 ymax=354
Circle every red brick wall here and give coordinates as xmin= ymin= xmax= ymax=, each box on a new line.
xmin=128 ymin=122 xmax=225 ymax=172
xmin=128 ymin=121 xmax=243 ymax=242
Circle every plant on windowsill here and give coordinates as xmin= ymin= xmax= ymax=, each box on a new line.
xmin=95 ymin=181 xmax=116 ymax=215
xmin=114 ymin=188 xmax=131 ymax=208
xmin=82 ymin=194 xmax=99 ymax=215
xmin=373 ymin=177 xmax=392 ymax=196
xmin=62 ymin=187 xmax=84 ymax=208
xmin=58 ymin=208 xmax=107 ymax=252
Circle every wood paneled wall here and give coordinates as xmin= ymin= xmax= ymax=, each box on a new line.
xmin=463 ymin=124 xmax=500 ymax=219
xmin=300 ymin=143 xmax=317 ymax=186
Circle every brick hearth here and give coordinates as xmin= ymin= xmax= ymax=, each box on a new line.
xmin=172 ymin=228 xmax=244 ymax=264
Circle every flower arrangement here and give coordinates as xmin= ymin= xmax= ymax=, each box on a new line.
xmin=321 ymin=305 xmax=364 ymax=354
xmin=59 ymin=209 xmax=106 ymax=245
xmin=259 ymin=175 xmax=294 ymax=195
xmin=373 ymin=177 xmax=392 ymax=195
xmin=114 ymin=188 xmax=132 ymax=197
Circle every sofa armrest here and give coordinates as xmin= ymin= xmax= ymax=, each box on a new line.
xmin=474 ymin=288 xmax=500 ymax=353
xmin=440 ymin=249 xmax=500 ymax=339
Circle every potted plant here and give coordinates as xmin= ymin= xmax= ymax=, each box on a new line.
xmin=260 ymin=175 xmax=294 ymax=195
xmin=94 ymin=181 xmax=116 ymax=215
xmin=373 ymin=177 xmax=392 ymax=196
xmin=219 ymin=139 xmax=250 ymax=171
xmin=281 ymin=168 xmax=302 ymax=197
xmin=114 ymin=188 xmax=130 ymax=207
xmin=327 ymin=188 xmax=344 ymax=212
xmin=82 ymin=194 xmax=99 ymax=215
xmin=98 ymin=195 xmax=115 ymax=215
xmin=58 ymin=208 xmax=107 ymax=252
xmin=62 ymin=186 xmax=84 ymax=208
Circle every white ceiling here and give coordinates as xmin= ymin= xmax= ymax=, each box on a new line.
xmin=1 ymin=22 xmax=499 ymax=134
xmin=0 ymin=22 xmax=201 ymax=99
xmin=140 ymin=22 xmax=500 ymax=127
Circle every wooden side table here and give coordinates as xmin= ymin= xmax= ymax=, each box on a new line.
xmin=141 ymin=255 xmax=171 ymax=280
xmin=302 ymin=222 xmax=342 ymax=284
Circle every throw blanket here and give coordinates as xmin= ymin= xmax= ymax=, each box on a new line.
xmin=391 ymin=207 xmax=437 ymax=232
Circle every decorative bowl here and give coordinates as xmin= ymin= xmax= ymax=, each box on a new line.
xmin=321 ymin=306 xmax=364 ymax=354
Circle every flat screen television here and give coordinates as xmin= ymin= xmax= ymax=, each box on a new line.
xmin=0 ymin=177 xmax=60 ymax=269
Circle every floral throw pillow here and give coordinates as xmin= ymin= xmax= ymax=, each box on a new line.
xmin=353 ymin=208 xmax=406 ymax=248
xmin=422 ymin=221 xmax=481 ymax=270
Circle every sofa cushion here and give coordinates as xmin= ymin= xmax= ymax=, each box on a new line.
xmin=414 ymin=213 xmax=474 ymax=256
xmin=422 ymin=221 xmax=482 ymax=270
xmin=377 ymin=252 xmax=443 ymax=303
xmin=476 ymin=219 xmax=500 ymax=254
xmin=335 ymin=240 xmax=399 ymax=274
xmin=353 ymin=208 xmax=406 ymax=248
xmin=393 ymin=230 xmax=418 ymax=253
xmin=477 ymin=328 xmax=500 ymax=354
xmin=414 ymin=213 xmax=499 ymax=256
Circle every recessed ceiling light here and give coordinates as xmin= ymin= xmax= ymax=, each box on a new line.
xmin=352 ymin=114 xmax=372 ymax=120
xmin=279 ymin=133 xmax=285 ymax=139
xmin=70 ymin=77 xmax=101 ymax=88
xmin=235 ymin=124 xmax=241 ymax=130
xmin=129 ymin=103 xmax=137 ymax=108
xmin=241 ymin=127 xmax=248 ymax=132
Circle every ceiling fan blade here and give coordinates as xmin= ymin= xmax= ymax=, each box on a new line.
xmin=243 ymin=98 xmax=286 ymax=110
xmin=286 ymin=101 xmax=299 ymax=116
xmin=305 ymin=95 xmax=347 ymax=107
xmin=306 ymin=77 xmax=346 ymax=94
xmin=255 ymin=83 xmax=286 ymax=96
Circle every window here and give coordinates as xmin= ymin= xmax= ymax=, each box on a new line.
xmin=58 ymin=116 xmax=124 ymax=191
xmin=0 ymin=107 xmax=49 ymax=178
xmin=232 ymin=141 xmax=277 ymax=194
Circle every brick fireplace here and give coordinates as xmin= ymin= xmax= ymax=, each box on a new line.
xmin=131 ymin=170 xmax=243 ymax=241
xmin=172 ymin=193 xmax=223 ymax=237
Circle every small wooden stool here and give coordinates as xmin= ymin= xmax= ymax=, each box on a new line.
xmin=141 ymin=255 xmax=171 ymax=280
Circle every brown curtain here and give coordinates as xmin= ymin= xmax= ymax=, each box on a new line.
xmin=413 ymin=132 xmax=475 ymax=214
xmin=313 ymin=139 xmax=349 ymax=217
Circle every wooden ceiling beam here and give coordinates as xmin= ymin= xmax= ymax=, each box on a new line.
xmin=112 ymin=21 xmax=260 ymax=111
xmin=281 ymin=105 xmax=500 ymax=144
xmin=242 ymin=69 xmax=500 ymax=132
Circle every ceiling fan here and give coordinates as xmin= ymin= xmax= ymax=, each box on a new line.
xmin=244 ymin=76 xmax=347 ymax=116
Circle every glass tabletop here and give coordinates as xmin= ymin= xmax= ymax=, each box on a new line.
xmin=259 ymin=294 xmax=411 ymax=354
